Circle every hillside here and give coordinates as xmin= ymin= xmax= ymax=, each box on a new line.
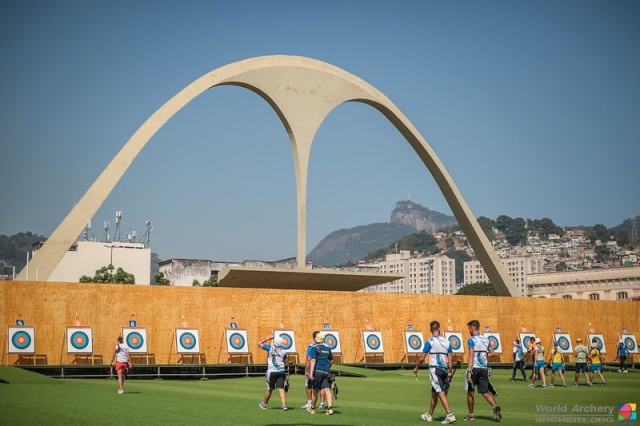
xmin=307 ymin=200 xmax=458 ymax=266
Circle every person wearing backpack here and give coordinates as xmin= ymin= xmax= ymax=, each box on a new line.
xmin=510 ymin=339 xmax=526 ymax=382
xmin=307 ymin=332 xmax=334 ymax=416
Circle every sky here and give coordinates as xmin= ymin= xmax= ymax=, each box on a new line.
xmin=1 ymin=1 xmax=639 ymax=262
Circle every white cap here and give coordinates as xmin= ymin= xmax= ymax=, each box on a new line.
xmin=535 ymin=338 xmax=541 ymax=343
xmin=273 ymin=336 xmax=284 ymax=347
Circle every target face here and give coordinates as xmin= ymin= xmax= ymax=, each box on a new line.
xmin=176 ymin=329 xmax=200 ymax=353
xmin=588 ymin=334 xmax=606 ymax=354
xmin=622 ymin=334 xmax=638 ymax=354
xmin=8 ymin=327 xmax=35 ymax=354
xmin=225 ymin=329 xmax=248 ymax=354
xmin=445 ymin=332 xmax=465 ymax=354
xmin=554 ymin=333 xmax=573 ymax=353
xmin=66 ymin=327 xmax=93 ymax=354
xmin=273 ymin=330 xmax=297 ymax=353
xmin=122 ymin=328 xmax=148 ymax=353
xmin=519 ymin=333 xmax=537 ymax=352
xmin=323 ymin=331 xmax=342 ymax=353
xmin=363 ymin=331 xmax=384 ymax=354
xmin=485 ymin=332 xmax=502 ymax=354
xmin=404 ymin=331 xmax=424 ymax=354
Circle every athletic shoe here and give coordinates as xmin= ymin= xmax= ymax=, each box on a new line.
xmin=319 ymin=403 xmax=326 ymax=410
xmin=306 ymin=406 xmax=315 ymax=414
xmin=542 ymin=385 xmax=547 ymax=389
xmin=463 ymin=414 xmax=476 ymax=421
xmin=441 ymin=413 xmax=457 ymax=424
xmin=587 ymin=382 xmax=592 ymax=386
xmin=326 ymin=408 xmax=334 ymax=416
xmin=509 ymin=379 xmax=514 ymax=382
xmin=548 ymin=384 xmax=554 ymax=388
xmin=618 ymin=369 xmax=622 ymax=373
xmin=493 ymin=405 xmax=502 ymax=422
xmin=562 ymin=384 xmax=567 ymax=388
xmin=623 ymin=370 xmax=628 ymax=373
xmin=528 ymin=383 xmax=534 ymax=388
xmin=258 ymin=402 xmax=268 ymax=410
xmin=601 ymin=381 xmax=606 ymax=385
xmin=302 ymin=402 xmax=311 ymax=409
xmin=118 ymin=389 xmax=123 ymax=394
xmin=421 ymin=412 xmax=433 ymax=422
xmin=572 ymin=383 xmax=578 ymax=387
xmin=282 ymin=406 xmax=288 ymax=411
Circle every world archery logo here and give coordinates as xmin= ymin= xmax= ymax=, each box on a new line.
xmin=618 ymin=403 xmax=636 ymax=422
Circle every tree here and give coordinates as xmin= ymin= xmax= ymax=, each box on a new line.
xmin=79 ymin=264 xmax=135 ymax=284
xmin=505 ymin=217 xmax=527 ymax=246
xmin=556 ymin=262 xmax=568 ymax=272
xmin=589 ymin=224 xmax=610 ymax=244
xmin=476 ymin=216 xmax=496 ymax=241
xmin=192 ymin=279 xmax=201 ymax=287
xmin=613 ymin=230 xmax=629 ymax=247
xmin=456 ymin=282 xmax=497 ymax=296
xmin=154 ymin=271 xmax=170 ymax=285
xmin=202 ymin=275 xmax=218 ymax=287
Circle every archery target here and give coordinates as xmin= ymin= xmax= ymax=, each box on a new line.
xmin=519 ymin=332 xmax=537 ymax=353
xmin=554 ymin=333 xmax=573 ymax=354
xmin=324 ymin=331 xmax=342 ymax=353
xmin=273 ymin=330 xmax=297 ymax=353
xmin=122 ymin=328 xmax=147 ymax=353
xmin=363 ymin=331 xmax=384 ymax=354
xmin=176 ymin=329 xmax=200 ymax=353
xmin=404 ymin=331 xmax=424 ymax=354
xmin=8 ymin=327 xmax=35 ymax=354
xmin=588 ymin=334 xmax=606 ymax=354
xmin=445 ymin=332 xmax=465 ymax=354
xmin=621 ymin=334 xmax=638 ymax=354
xmin=485 ymin=332 xmax=502 ymax=354
xmin=66 ymin=327 xmax=93 ymax=354
xmin=225 ymin=329 xmax=249 ymax=354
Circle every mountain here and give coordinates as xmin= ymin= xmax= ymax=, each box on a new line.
xmin=307 ymin=200 xmax=458 ymax=266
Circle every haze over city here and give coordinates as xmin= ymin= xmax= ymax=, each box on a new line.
xmin=1 ymin=1 xmax=638 ymax=262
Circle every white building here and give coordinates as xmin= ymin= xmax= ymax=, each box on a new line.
xmin=463 ymin=255 xmax=543 ymax=296
xmin=360 ymin=250 xmax=456 ymax=294
xmin=34 ymin=240 xmax=151 ymax=284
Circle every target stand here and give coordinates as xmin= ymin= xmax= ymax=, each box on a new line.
xmin=7 ymin=327 xmax=47 ymax=365
xmin=122 ymin=328 xmax=155 ymax=365
xmin=65 ymin=327 xmax=102 ymax=365
xmin=174 ymin=328 xmax=205 ymax=364
xmin=402 ymin=330 xmax=424 ymax=363
xmin=224 ymin=329 xmax=252 ymax=364
xmin=361 ymin=330 xmax=385 ymax=364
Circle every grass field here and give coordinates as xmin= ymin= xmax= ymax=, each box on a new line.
xmin=0 ymin=365 xmax=638 ymax=425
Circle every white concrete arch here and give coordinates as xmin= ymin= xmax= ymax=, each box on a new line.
xmin=17 ymin=55 xmax=519 ymax=296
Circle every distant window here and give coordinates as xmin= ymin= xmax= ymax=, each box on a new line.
xmin=589 ymin=293 xmax=600 ymax=300
xmin=562 ymin=295 xmax=572 ymax=300
xmin=617 ymin=292 xmax=628 ymax=300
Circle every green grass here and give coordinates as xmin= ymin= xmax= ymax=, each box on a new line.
xmin=0 ymin=366 xmax=638 ymax=425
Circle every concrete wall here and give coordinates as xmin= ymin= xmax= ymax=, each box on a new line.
xmin=1 ymin=281 xmax=638 ymax=366
xmin=45 ymin=241 xmax=151 ymax=285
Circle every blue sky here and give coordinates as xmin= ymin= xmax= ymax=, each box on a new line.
xmin=1 ymin=1 xmax=638 ymax=262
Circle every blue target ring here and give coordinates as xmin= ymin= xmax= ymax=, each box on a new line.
xmin=325 ymin=333 xmax=338 ymax=350
xmin=557 ymin=336 xmax=570 ymax=351
xmin=624 ymin=337 xmax=636 ymax=351
xmin=591 ymin=337 xmax=604 ymax=350
xmin=180 ymin=332 xmax=197 ymax=350
xmin=70 ymin=331 xmax=89 ymax=349
xmin=228 ymin=332 xmax=245 ymax=350
xmin=278 ymin=333 xmax=293 ymax=350
xmin=523 ymin=336 xmax=535 ymax=351
xmin=449 ymin=335 xmax=462 ymax=351
xmin=366 ymin=334 xmax=381 ymax=350
xmin=408 ymin=334 xmax=423 ymax=350
xmin=126 ymin=332 xmax=144 ymax=350
xmin=488 ymin=336 xmax=500 ymax=351
xmin=12 ymin=331 xmax=32 ymax=350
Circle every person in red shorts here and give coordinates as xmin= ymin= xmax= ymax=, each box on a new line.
xmin=109 ymin=336 xmax=131 ymax=394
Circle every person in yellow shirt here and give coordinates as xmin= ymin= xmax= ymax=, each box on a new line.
xmin=589 ymin=340 xmax=606 ymax=385
xmin=548 ymin=341 xmax=567 ymax=387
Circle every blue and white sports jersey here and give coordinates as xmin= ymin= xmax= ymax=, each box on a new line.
xmin=467 ymin=334 xmax=490 ymax=369
xmin=262 ymin=344 xmax=287 ymax=373
xmin=422 ymin=334 xmax=452 ymax=369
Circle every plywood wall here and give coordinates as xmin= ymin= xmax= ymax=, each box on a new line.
xmin=1 ymin=281 xmax=638 ymax=366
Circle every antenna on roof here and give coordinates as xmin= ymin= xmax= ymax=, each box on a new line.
xmin=114 ymin=210 xmax=123 ymax=242
xmin=103 ymin=220 xmax=110 ymax=243
xmin=139 ymin=219 xmax=153 ymax=247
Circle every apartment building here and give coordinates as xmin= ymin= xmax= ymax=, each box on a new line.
xmin=463 ymin=255 xmax=543 ymax=296
xmin=360 ymin=250 xmax=456 ymax=294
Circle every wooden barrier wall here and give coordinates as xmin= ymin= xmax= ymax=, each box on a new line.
xmin=1 ymin=281 xmax=639 ymax=366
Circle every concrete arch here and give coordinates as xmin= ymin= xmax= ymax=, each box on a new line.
xmin=17 ymin=55 xmax=520 ymax=296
